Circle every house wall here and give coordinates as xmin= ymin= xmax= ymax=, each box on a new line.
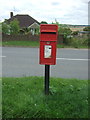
xmin=2 ymin=33 xmax=64 ymax=44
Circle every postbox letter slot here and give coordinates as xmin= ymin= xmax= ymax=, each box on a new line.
xmin=41 ymin=32 xmax=56 ymax=34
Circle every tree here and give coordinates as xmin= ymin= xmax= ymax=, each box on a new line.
xmin=52 ymin=20 xmax=72 ymax=44
xmin=2 ymin=22 xmax=10 ymax=34
xmin=51 ymin=20 xmax=72 ymax=38
xmin=0 ymin=22 xmax=2 ymax=33
xmin=57 ymin=24 xmax=72 ymax=38
xmin=58 ymin=26 xmax=72 ymax=36
xmin=83 ymin=26 xmax=90 ymax=31
xmin=40 ymin=21 xmax=48 ymax=24
xmin=10 ymin=19 xmax=20 ymax=35
xmin=72 ymin=31 xmax=79 ymax=35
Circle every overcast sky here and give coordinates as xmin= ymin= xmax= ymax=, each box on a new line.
xmin=0 ymin=0 xmax=89 ymax=25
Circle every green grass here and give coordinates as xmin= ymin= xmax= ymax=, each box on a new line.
xmin=2 ymin=77 xmax=88 ymax=119
xmin=0 ymin=41 xmax=2 ymax=46
xmin=57 ymin=44 xmax=88 ymax=48
xmin=2 ymin=41 xmax=39 ymax=47
xmin=1 ymin=40 xmax=88 ymax=48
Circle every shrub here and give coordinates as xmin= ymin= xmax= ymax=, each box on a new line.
xmin=2 ymin=22 xmax=10 ymax=34
xmin=83 ymin=26 xmax=90 ymax=31
xmin=72 ymin=31 xmax=79 ymax=35
xmin=66 ymin=35 xmax=88 ymax=48
xmin=10 ymin=19 xmax=20 ymax=35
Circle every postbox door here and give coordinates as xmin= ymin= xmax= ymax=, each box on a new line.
xmin=40 ymin=41 xmax=57 ymax=65
xmin=44 ymin=45 xmax=52 ymax=58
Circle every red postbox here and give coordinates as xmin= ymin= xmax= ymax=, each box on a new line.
xmin=39 ymin=24 xmax=58 ymax=65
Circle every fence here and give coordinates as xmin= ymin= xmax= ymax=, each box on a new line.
xmin=2 ymin=33 xmax=64 ymax=44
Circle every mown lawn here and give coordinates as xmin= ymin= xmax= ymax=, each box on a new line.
xmin=2 ymin=77 xmax=88 ymax=119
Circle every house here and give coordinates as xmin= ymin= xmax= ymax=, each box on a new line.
xmin=6 ymin=12 xmax=40 ymax=35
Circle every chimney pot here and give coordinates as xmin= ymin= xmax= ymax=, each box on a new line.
xmin=10 ymin=12 xmax=13 ymax=18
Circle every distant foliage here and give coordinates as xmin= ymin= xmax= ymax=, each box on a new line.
xmin=83 ymin=26 xmax=90 ymax=31
xmin=2 ymin=22 xmax=10 ymax=34
xmin=59 ymin=26 xmax=72 ymax=37
xmin=10 ymin=19 xmax=20 ymax=35
xmin=72 ymin=31 xmax=79 ymax=35
xmin=40 ymin=21 xmax=48 ymax=24
xmin=66 ymin=35 xmax=88 ymax=48
xmin=52 ymin=21 xmax=72 ymax=39
xmin=0 ymin=23 xmax=2 ymax=33
xmin=2 ymin=19 xmax=20 ymax=35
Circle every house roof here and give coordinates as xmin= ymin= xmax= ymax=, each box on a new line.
xmin=7 ymin=14 xmax=40 ymax=28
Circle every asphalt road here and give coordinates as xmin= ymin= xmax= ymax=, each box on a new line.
xmin=2 ymin=47 xmax=89 ymax=80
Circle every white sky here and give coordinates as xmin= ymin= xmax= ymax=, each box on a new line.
xmin=0 ymin=0 xmax=89 ymax=25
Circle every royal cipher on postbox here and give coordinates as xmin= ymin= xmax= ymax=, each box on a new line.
xmin=39 ymin=24 xmax=58 ymax=65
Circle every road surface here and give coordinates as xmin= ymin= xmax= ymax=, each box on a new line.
xmin=2 ymin=47 xmax=89 ymax=80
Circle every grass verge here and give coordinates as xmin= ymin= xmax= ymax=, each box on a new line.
xmin=2 ymin=77 xmax=88 ymax=119
xmin=2 ymin=41 xmax=39 ymax=47
xmin=1 ymin=41 xmax=88 ymax=48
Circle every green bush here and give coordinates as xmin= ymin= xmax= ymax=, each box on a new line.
xmin=65 ymin=35 xmax=89 ymax=48
xmin=83 ymin=26 xmax=90 ymax=31
xmin=72 ymin=31 xmax=79 ymax=35
xmin=52 ymin=21 xmax=72 ymax=41
xmin=2 ymin=22 xmax=10 ymax=34
xmin=10 ymin=19 xmax=20 ymax=35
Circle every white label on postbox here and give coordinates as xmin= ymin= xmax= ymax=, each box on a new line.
xmin=44 ymin=45 xmax=52 ymax=58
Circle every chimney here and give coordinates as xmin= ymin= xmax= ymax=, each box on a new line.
xmin=10 ymin=12 xmax=13 ymax=18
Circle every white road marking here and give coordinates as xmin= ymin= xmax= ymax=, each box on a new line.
xmin=56 ymin=58 xmax=89 ymax=61
xmin=0 ymin=56 xmax=6 ymax=58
